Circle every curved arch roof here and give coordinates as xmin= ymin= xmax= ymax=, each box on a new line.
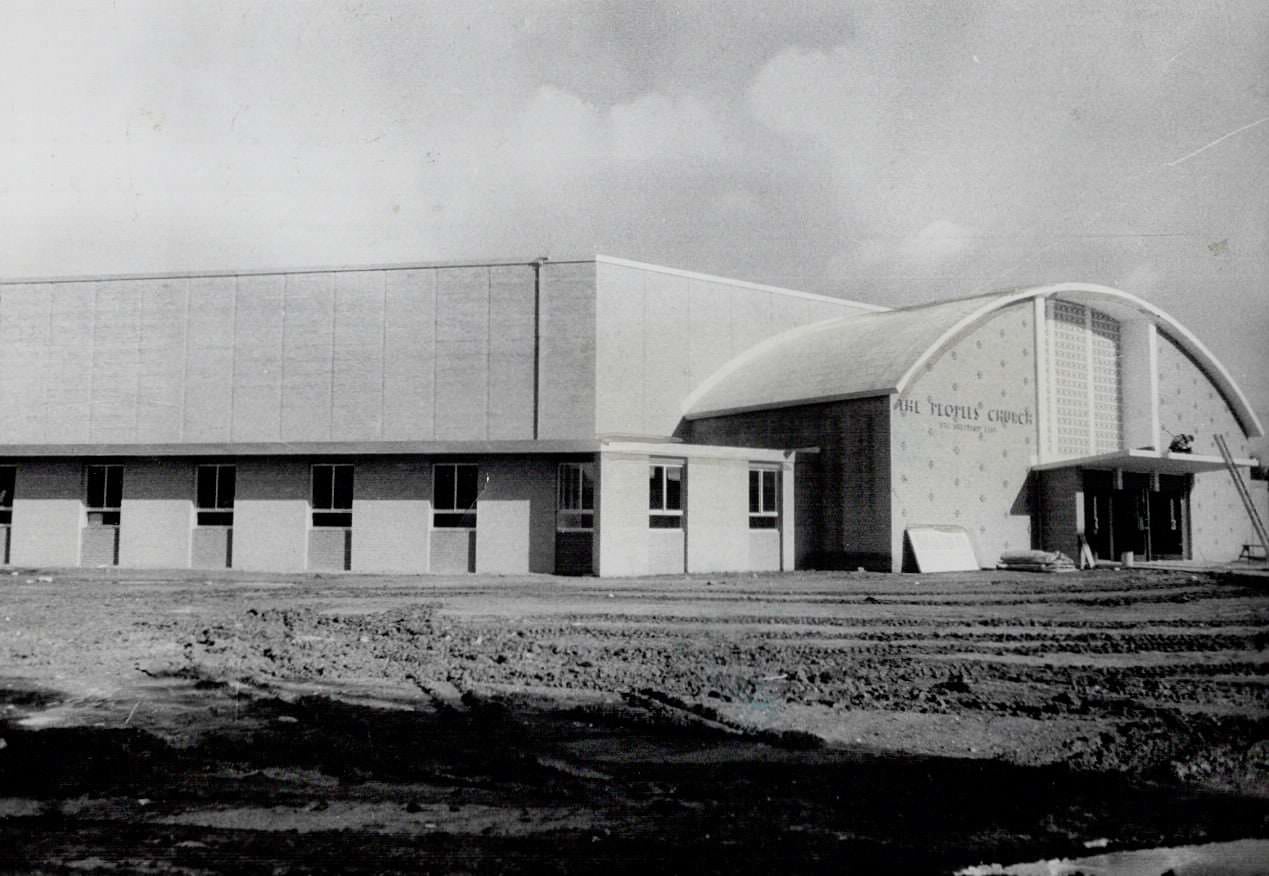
xmin=681 ymin=283 xmax=1264 ymax=439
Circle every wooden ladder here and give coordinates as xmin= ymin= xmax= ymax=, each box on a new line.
xmin=1214 ymin=433 xmax=1268 ymax=561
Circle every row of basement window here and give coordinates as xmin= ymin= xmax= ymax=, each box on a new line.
xmin=0 ymin=462 xmax=780 ymax=531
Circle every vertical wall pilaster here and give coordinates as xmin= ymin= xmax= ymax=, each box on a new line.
xmin=595 ymin=451 xmax=650 ymax=577
xmin=9 ymin=461 xmax=83 ymax=567
xmin=1121 ymin=319 xmax=1160 ymax=450
xmin=118 ymin=459 xmax=194 ymax=569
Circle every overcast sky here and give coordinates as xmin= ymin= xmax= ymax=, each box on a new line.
xmin=2 ymin=0 xmax=1266 ymax=453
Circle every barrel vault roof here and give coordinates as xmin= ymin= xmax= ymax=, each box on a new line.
xmin=681 ymin=283 xmax=1264 ymax=439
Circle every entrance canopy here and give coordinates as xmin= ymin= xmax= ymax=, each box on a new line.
xmin=1031 ymin=448 xmax=1255 ymax=476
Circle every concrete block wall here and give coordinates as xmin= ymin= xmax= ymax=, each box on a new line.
xmin=476 ymin=459 xmax=557 ymax=574
xmin=595 ymin=446 xmax=791 ymax=577
xmin=1157 ymin=331 xmax=1258 ymax=560
xmin=1157 ymin=331 xmax=1252 ymax=459
xmin=538 ymin=262 xmax=597 ymax=439
xmin=191 ymin=528 xmax=231 ymax=569
xmin=1191 ymin=469 xmax=1259 ymax=562
xmin=595 ymin=452 xmax=651 ymax=577
xmin=0 ymin=261 xmax=598 ymax=446
xmin=593 ymin=259 xmax=876 ymax=439
xmin=3 ymin=449 xmax=794 ymax=576
xmin=890 ymin=303 xmax=1036 ymax=569
xmin=350 ymin=459 xmax=430 ymax=573
xmin=684 ymin=456 xmax=748 ymax=573
xmin=9 ymin=461 xmax=83 ymax=566
xmin=119 ymin=459 xmax=194 ymax=569
xmin=687 ymin=397 xmax=892 ymax=570
xmin=233 ymin=459 xmax=310 ymax=572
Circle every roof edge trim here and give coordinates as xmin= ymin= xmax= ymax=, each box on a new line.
xmin=0 ymin=256 xmax=598 ymax=287
xmin=594 ymin=255 xmax=889 ymax=312
xmin=685 ymin=389 xmax=893 ymax=422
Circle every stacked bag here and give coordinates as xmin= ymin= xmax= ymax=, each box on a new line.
xmin=996 ymin=550 xmax=1076 ymax=573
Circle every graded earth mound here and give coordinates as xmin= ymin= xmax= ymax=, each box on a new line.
xmin=1 ymin=568 xmax=1266 ymax=873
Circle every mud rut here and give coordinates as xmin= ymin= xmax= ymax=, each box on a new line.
xmin=1 ymin=568 xmax=1267 ymax=873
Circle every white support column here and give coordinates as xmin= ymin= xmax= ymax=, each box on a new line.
xmin=1032 ymin=296 xmax=1050 ymax=464
xmin=1083 ymin=306 xmax=1097 ymax=456
xmin=594 ymin=450 xmax=650 ymax=577
xmin=1120 ymin=319 xmax=1160 ymax=451
xmin=780 ymin=458 xmax=796 ymax=571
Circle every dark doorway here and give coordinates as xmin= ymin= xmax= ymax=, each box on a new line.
xmin=1149 ymin=475 xmax=1189 ymax=560
xmin=1083 ymin=470 xmax=1116 ymax=561
xmin=1083 ymin=470 xmax=1189 ymax=562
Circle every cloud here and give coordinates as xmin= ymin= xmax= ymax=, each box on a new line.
xmin=507 ymin=85 xmax=735 ymax=170
xmin=747 ymin=45 xmax=890 ymax=161
xmin=898 ymin=220 xmax=978 ymax=268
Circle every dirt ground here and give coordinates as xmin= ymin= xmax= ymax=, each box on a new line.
xmin=1 ymin=566 xmax=1267 ymax=874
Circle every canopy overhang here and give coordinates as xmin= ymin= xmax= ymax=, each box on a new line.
xmin=1031 ymin=448 xmax=1255 ymax=476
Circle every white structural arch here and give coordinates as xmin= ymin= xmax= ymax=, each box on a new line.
xmin=682 ymin=283 xmax=1264 ymax=441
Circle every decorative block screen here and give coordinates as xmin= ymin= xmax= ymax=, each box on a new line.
xmin=1046 ymin=300 xmax=1122 ymax=458
xmin=1050 ymin=301 xmax=1091 ymax=457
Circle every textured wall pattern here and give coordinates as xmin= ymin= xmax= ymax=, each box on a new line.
xmin=892 ymin=302 xmax=1037 ymax=566
xmin=595 ymin=261 xmax=872 ymax=438
xmin=688 ymin=397 xmax=892 ymax=570
xmin=1050 ymin=301 xmax=1091 ymax=458
xmin=1046 ymin=300 xmax=1123 ymax=458
xmin=0 ymin=263 xmax=593 ymax=444
xmin=1157 ymin=332 xmax=1251 ymax=459
xmin=1157 ymin=331 xmax=1256 ymax=560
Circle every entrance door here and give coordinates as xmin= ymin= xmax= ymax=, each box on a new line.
xmin=1084 ymin=471 xmax=1153 ymax=561
xmin=1148 ymin=475 xmax=1189 ymax=560
xmin=1083 ymin=471 xmax=1116 ymax=561
xmin=1113 ymin=473 xmax=1151 ymax=561
xmin=1085 ymin=489 xmax=1114 ymax=561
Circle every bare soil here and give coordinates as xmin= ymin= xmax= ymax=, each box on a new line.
xmin=1 ymin=567 xmax=1267 ymax=874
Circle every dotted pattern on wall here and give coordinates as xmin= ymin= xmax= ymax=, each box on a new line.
xmin=1157 ymin=331 xmax=1254 ymax=561
xmin=1046 ymin=300 xmax=1123 ymax=457
xmin=1157 ymin=332 xmax=1250 ymax=459
xmin=892 ymin=303 xmax=1036 ymax=565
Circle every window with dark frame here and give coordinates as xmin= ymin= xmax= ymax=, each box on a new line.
xmin=649 ymin=463 xmax=684 ymax=529
xmin=557 ymin=462 xmax=595 ymax=531
xmin=0 ymin=466 xmax=14 ymax=526
xmin=196 ymin=464 xmax=236 ymax=527
xmin=86 ymin=464 xmax=123 ymax=527
xmin=749 ymin=467 xmax=779 ymax=529
xmin=311 ymin=463 xmax=354 ymax=528
xmin=434 ymin=463 xmax=479 ymax=528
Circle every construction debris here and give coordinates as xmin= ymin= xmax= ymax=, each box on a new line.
xmin=996 ymin=550 xmax=1076 ymax=573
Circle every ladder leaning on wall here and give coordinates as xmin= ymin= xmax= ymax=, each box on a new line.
xmin=1213 ymin=433 xmax=1269 ymax=562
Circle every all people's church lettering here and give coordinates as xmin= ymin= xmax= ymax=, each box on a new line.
xmin=894 ymin=396 xmax=1033 ymax=434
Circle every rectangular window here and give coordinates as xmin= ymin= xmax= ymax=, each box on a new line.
xmin=86 ymin=464 xmax=123 ymax=526
xmin=649 ymin=463 xmax=684 ymax=529
xmin=0 ymin=465 xmax=14 ymax=526
xmin=557 ymin=462 xmax=595 ymax=530
xmin=434 ymin=463 xmax=479 ymax=528
xmin=196 ymin=464 xmax=236 ymax=527
xmin=311 ymin=463 xmax=354 ymax=528
xmin=749 ymin=468 xmax=780 ymax=529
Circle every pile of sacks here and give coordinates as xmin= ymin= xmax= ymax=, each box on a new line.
xmin=996 ymin=549 xmax=1076 ymax=573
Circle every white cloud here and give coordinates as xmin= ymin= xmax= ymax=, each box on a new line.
xmin=507 ymin=86 xmax=735 ymax=170
xmin=898 ymin=220 xmax=978 ymax=268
